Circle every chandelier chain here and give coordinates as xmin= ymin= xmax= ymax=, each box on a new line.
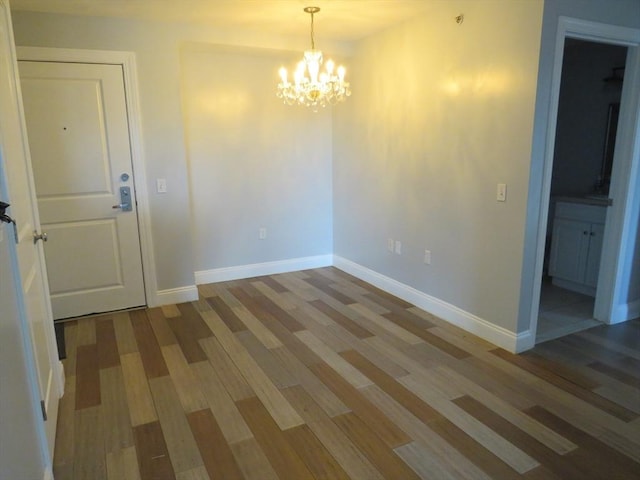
xmin=310 ymin=10 xmax=315 ymax=50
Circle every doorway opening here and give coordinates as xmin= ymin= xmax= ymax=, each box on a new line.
xmin=537 ymin=39 xmax=628 ymax=344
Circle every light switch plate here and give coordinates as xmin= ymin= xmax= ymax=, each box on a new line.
xmin=157 ymin=178 xmax=167 ymax=193
xmin=497 ymin=183 xmax=507 ymax=202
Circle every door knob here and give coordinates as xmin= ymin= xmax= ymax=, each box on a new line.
xmin=33 ymin=231 xmax=48 ymax=244
xmin=112 ymin=186 xmax=132 ymax=211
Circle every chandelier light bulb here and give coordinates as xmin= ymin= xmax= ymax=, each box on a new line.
xmin=279 ymin=67 xmax=288 ymax=84
xmin=294 ymin=62 xmax=305 ymax=85
xmin=277 ymin=6 xmax=351 ymax=111
xmin=325 ymin=59 xmax=335 ymax=75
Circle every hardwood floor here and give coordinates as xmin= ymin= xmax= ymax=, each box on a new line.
xmin=53 ymin=267 xmax=640 ymax=479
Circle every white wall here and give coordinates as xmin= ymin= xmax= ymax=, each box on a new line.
xmin=10 ymin=11 xmax=347 ymax=293
xmin=12 ymin=1 xmax=637 ymax=346
xmin=333 ymin=0 xmax=544 ymax=335
xmin=11 ymin=11 xmax=195 ymax=292
xmin=181 ymin=44 xmax=333 ymax=277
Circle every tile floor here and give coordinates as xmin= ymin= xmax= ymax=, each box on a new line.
xmin=536 ymin=277 xmax=600 ymax=344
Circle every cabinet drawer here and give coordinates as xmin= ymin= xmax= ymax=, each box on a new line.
xmin=555 ymin=201 xmax=607 ymax=223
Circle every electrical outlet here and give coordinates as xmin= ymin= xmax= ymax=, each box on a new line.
xmin=259 ymin=227 xmax=267 ymax=240
xmin=156 ymin=178 xmax=167 ymax=193
xmin=424 ymin=249 xmax=431 ymax=264
xmin=387 ymin=238 xmax=394 ymax=252
xmin=394 ymin=240 xmax=402 ymax=255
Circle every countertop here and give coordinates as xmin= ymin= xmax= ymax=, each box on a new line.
xmin=554 ymin=195 xmax=612 ymax=207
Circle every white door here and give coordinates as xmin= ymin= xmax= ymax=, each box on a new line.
xmin=19 ymin=61 xmax=146 ymax=319
xmin=0 ymin=219 xmax=48 ymax=479
xmin=0 ymin=0 xmax=61 ymax=465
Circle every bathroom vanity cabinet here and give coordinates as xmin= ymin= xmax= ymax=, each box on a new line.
xmin=549 ymin=200 xmax=607 ymax=296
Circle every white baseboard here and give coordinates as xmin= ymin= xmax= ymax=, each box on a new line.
xmin=513 ymin=330 xmax=536 ymax=353
xmin=611 ymin=298 xmax=640 ymax=324
xmin=195 ymin=255 xmax=333 ymax=285
xmin=43 ymin=467 xmax=54 ymax=480
xmin=628 ymin=299 xmax=640 ymax=321
xmin=333 ymin=256 xmax=526 ymax=353
xmin=152 ymin=255 xmax=332 ymax=306
xmin=154 ymin=285 xmax=199 ymax=306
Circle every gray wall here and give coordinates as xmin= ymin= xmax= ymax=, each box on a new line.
xmin=11 ymin=11 xmax=345 ymax=293
xmin=181 ymin=45 xmax=333 ymax=273
xmin=521 ymin=0 xmax=640 ymax=330
xmin=332 ymin=0 xmax=544 ymax=332
xmin=12 ymin=12 xmax=195 ymax=292
xmin=552 ymin=39 xmax=626 ymax=197
xmin=11 ymin=0 xmax=640 ymax=341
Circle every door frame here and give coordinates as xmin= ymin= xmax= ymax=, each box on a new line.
xmin=17 ymin=47 xmax=159 ymax=308
xmin=524 ymin=17 xmax=640 ymax=348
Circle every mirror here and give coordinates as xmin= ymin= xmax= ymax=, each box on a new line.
xmin=599 ymin=102 xmax=620 ymax=194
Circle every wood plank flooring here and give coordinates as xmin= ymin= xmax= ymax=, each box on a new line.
xmin=53 ymin=267 xmax=640 ymax=479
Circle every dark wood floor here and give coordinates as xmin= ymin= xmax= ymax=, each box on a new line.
xmin=53 ymin=267 xmax=640 ymax=479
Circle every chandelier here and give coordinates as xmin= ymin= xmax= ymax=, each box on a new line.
xmin=277 ymin=6 xmax=351 ymax=110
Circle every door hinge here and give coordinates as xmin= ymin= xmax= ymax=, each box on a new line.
xmin=40 ymin=400 xmax=47 ymax=421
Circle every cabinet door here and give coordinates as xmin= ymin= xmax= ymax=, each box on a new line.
xmin=549 ymin=218 xmax=591 ymax=283
xmin=584 ymin=223 xmax=605 ymax=288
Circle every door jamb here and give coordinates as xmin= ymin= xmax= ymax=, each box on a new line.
xmin=16 ymin=46 xmax=159 ymax=308
xmin=524 ymin=17 xmax=640 ymax=349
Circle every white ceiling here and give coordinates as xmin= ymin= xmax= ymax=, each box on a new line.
xmin=10 ymin=0 xmax=436 ymax=42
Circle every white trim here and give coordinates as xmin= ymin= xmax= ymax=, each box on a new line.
xmin=155 ymin=285 xmax=199 ymax=305
xmin=16 ymin=46 xmax=138 ymax=65
xmin=195 ymin=255 xmax=333 ymax=284
xmin=57 ymin=361 xmax=65 ymax=398
xmin=333 ymin=256 xmax=526 ymax=353
xmin=16 ymin=47 xmax=160 ymax=308
xmin=612 ymin=298 xmax=640 ymax=324
xmin=559 ymin=17 xmax=640 ymax=46
xmin=43 ymin=467 xmax=54 ymax=480
xmin=594 ymin=32 xmax=640 ymax=324
xmin=524 ymin=17 xmax=640 ymax=347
